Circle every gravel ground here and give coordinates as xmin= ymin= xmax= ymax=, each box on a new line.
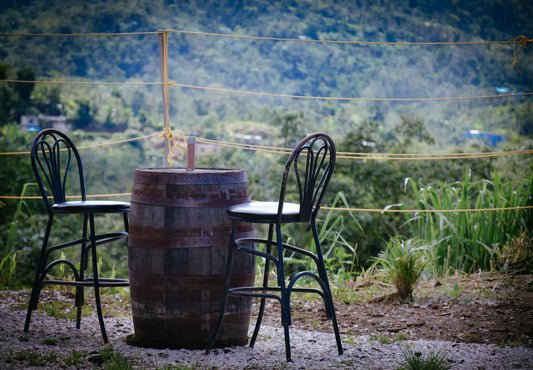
xmin=1 ymin=289 xmax=533 ymax=369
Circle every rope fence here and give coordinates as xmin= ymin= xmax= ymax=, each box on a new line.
xmin=1 ymin=130 xmax=532 ymax=215
xmin=2 ymin=30 xmax=530 ymax=46
xmin=1 ymin=30 xmax=531 ymax=214
xmin=1 ymin=193 xmax=532 ymax=214
xmin=2 ymin=79 xmax=532 ymax=102
xmin=3 ymin=129 xmax=532 ymax=158
xmin=1 ymin=30 xmax=531 ymax=102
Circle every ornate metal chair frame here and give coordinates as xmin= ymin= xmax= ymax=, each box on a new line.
xmin=24 ymin=129 xmax=130 ymax=343
xmin=208 ymin=132 xmax=343 ymax=361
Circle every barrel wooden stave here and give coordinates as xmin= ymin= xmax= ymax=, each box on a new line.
xmin=127 ymin=168 xmax=254 ymax=349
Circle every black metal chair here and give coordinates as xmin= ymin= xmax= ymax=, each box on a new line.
xmin=208 ymin=132 xmax=343 ymax=362
xmin=24 ymin=128 xmax=130 ymax=343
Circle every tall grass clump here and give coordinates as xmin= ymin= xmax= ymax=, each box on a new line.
xmin=276 ymin=192 xmax=362 ymax=284
xmin=0 ymin=183 xmax=37 ymax=289
xmin=372 ymin=236 xmax=427 ymax=302
xmin=318 ymin=192 xmax=362 ymax=282
xmin=392 ymin=171 xmax=532 ymax=276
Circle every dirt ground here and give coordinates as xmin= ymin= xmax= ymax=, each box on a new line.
xmin=2 ymin=271 xmax=533 ymax=369
xmin=4 ymin=272 xmax=533 ymax=349
xmin=257 ymin=272 xmax=533 ymax=347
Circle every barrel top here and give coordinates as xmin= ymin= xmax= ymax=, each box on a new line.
xmin=133 ymin=167 xmax=248 ymax=184
xmin=135 ymin=168 xmax=245 ymax=174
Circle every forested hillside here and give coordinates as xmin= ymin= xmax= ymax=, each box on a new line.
xmin=1 ymin=0 xmax=532 ymax=281
xmin=0 ymin=0 xmax=531 ymax=139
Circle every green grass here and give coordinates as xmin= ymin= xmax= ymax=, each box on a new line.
xmin=393 ymin=171 xmax=532 ymax=277
xmin=395 ymin=332 xmax=408 ymax=340
xmin=41 ymin=338 xmax=59 ymax=345
xmin=371 ymin=236 xmax=427 ymax=302
xmin=371 ymin=334 xmax=393 ymax=344
xmin=64 ymin=349 xmax=88 ymax=367
xmin=9 ymin=349 xmax=58 ymax=367
xmin=397 ymin=346 xmax=453 ymax=370
xmin=99 ymin=346 xmax=135 ymax=370
xmin=155 ymin=364 xmax=199 ymax=370
xmin=0 ymin=183 xmax=37 ymax=290
xmin=39 ymin=299 xmax=90 ymax=320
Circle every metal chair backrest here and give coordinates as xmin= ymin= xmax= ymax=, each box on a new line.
xmin=31 ymin=129 xmax=86 ymax=212
xmin=277 ymin=132 xmax=336 ymax=223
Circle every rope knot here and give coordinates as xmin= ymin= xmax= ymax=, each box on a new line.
xmin=158 ymin=127 xmax=185 ymax=166
xmin=512 ymin=35 xmax=532 ymax=73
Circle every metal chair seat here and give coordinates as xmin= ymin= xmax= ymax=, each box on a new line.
xmin=53 ymin=200 xmax=130 ymax=214
xmin=24 ymin=129 xmax=130 ymax=344
xmin=227 ymin=201 xmax=300 ymax=223
xmin=208 ymin=133 xmax=343 ymax=362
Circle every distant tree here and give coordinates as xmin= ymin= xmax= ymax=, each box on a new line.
xmin=393 ymin=115 xmax=435 ymax=149
xmin=0 ymin=63 xmax=12 ymax=125
xmin=0 ymin=124 xmax=35 ymax=224
xmin=14 ymin=67 xmax=35 ymax=103
xmin=272 ymin=112 xmax=305 ymax=148
xmin=8 ymin=67 xmax=36 ymax=123
xmin=73 ymin=99 xmax=95 ymax=129
xmin=32 ymin=85 xmax=63 ymax=116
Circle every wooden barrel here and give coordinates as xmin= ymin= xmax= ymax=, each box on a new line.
xmin=127 ymin=168 xmax=255 ymax=349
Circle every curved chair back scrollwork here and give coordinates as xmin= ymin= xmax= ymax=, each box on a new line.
xmin=31 ymin=129 xmax=86 ymax=208
xmin=277 ymin=132 xmax=336 ymax=223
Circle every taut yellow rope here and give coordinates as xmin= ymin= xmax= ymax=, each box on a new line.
xmin=167 ymin=30 xmax=522 ymax=46
xmin=2 ymin=131 xmax=532 ymax=160
xmin=167 ymin=80 xmax=533 ymax=102
xmin=0 ymin=30 xmax=524 ymax=46
xmin=322 ymin=205 xmax=533 ymax=213
xmin=4 ymin=79 xmax=531 ymax=102
xmin=1 ymin=192 xmax=531 ymax=215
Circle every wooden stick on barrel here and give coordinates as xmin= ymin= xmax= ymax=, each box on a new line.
xmin=187 ymin=136 xmax=195 ymax=171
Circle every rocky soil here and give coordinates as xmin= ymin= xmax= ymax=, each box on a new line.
xmin=1 ymin=272 xmax=532 ymax=369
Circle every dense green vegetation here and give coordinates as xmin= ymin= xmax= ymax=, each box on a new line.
xmin=0 ymin=0 xmax=532 ymax=288
xmin=1 ymin=0 xmax=532 ymax=135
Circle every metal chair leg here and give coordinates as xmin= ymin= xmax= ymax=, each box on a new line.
xmin=24 ymin=269 xmax=42 ymax=332
xmin=311 ymin=223 xmax=334 ymax=318
xmin=123 ymin=212 xmax=129 ymax=233
xmin=275 ymin=224 xmax=294 ymax=361
xmin=330 ymin=305 xmax=343 ymax=355
xmin=24 ymin=286 xmax=40 ymax=332
xmin=312 ymin=223 xmax=343 ymax=355
xmin=283 ymin=319 xmax=292 ymax=362
xmin=249 ymin=297 xmax=266 ymax=348
xmin=249 ymin=223 xmax=274 ymax=348
xmin=206 ymin=222 xmax=237 ymax=354
xmin=280 ymin=281 xmax=293 ymax=362
xmin=89 ymin=214 xmax=108 ymax=343
xmin=76 ymin=214 xmax=89 ymax=329
xmin=24 ymin=218 xmax=53 ymax=332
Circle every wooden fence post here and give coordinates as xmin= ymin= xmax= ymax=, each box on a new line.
xmin=158 ymin=30 xmax=171 ymax=167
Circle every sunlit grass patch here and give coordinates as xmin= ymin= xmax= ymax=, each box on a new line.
xmin=397 ymin=345 xmax=453 ymax=370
